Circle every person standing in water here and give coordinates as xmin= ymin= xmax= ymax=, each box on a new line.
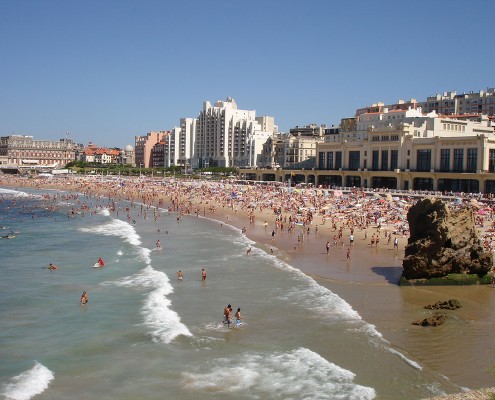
xmin=224 ymin=304 xmax=232 ymax=327
xmin=177 ymin=270 xmax=183 ymax=282
xmin=201 ymin=268 xmax=206 ymax=281
xmin=80 ymin=291 xmax=88 ymax=305
xmin=235 ymin=307 xmax=242 ymax=326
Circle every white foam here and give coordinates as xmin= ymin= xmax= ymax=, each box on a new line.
xmin=103 ymin=265 xmax=192 ymax=343
xmin=79 ymin=217 xmax=142 ymax=247
xmin=99 ymin=208 xmax=111 ymax=217
xmin=0 ymin=188 xmax=38 ymax=198
xmin=181 ymin=347 xmax=375 ymax=399
xmin=1 ymin=362 xmax=54 ymax=400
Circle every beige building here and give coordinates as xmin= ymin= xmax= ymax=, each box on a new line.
xmin=241 ymin=109 xmax=495 ymax=194
xmin=356 ymin=88 xmax=495 ymax=118
xmin=258 ymin=124 xmax=326 ymax=169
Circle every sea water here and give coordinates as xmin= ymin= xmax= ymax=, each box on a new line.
xmin=0 ymin=187 xmax=463 ymax=400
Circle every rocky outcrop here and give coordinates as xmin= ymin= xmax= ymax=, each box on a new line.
xmin=413 ymin=314 xmax=446 ymax=327
xmin=402 ymin=198 xmax=493 ymax=281
xmin=424 ymin=299 xmax=461 ymax=310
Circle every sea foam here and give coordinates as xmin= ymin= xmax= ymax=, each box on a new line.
xmin=181 ymin=347 xmax=375 ymax=399
xmin=104 ymin=265 xmax=192 ymax=343
xmin=79 ymin=216 xmax=142 ymax=247
xmin=1 ymin=362 xmax=54 ymax=400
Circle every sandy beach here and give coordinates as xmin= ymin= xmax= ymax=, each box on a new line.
xmin=2 ymin=174 xmax=495 ymax=397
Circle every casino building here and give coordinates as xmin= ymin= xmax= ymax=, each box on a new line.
xmin=241 ymin=108 xmax=495 ymax=194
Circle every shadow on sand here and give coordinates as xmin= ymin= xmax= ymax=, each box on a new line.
xmin=371 ymin=266 xmax=403 ymax=285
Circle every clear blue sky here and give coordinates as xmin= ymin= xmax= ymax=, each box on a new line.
xmin=1 ymin=0 xmax=493 ymax=148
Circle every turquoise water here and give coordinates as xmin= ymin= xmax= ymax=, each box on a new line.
xmin=0 ymin=187 xmax=462 ymax=399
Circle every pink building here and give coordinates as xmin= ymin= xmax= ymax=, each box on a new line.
xmin=134 ymin=131 xmax=168 ymax=168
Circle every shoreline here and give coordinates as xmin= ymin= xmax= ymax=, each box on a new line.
xmin=2 ymin=175 xmax=495 ymax=396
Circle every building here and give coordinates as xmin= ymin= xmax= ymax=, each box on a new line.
xmin=94 ymin=148 xmax=120 ymax=164
xmin=193 ymin=97 xmax=276 ymax=168
xmin=0 ymin=135 xmax=76 ymax=169
xmin=315 ymin=108 xmax=495 ymax=192
xmin=135 ymin=131 xmax=168 ymax=168
xmin=241 ymin=109 xmax=495 ymax=194
xmin=258 ymin=124 xmax=327 ymax=169
xmin=161 ymin=118 xmax=196 ymax=169
xmin=116 ymin=145 xmax=135 ymax=166
xmin=356 ymin=88 xmax=495 ymax=118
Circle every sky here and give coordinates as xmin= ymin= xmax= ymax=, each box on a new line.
xmin=1 ymin=0 xmax=494 ymax=149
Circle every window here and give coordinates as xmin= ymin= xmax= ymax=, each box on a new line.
xmin=318 ymin=152 xmax=325 ymax=169
xmin=381 ymin=150 xmax=388 ymax=170
xmin=326 ymin=152 xmax=333 ymax=170
xmin=440 ymin=149 xmax=450 ymax=172
xmin=391 ymin=150 xmax=398 ymax=170
xmin=453 ymin=149 xmax=463 ymax=172
xmin=489 ymin=149 xmax=495 ymax=173
xmin=372 ymin=150 xmax=379 ymax=170
xmin=390 ymin=135 xmax=399 ymax=141
xmin=467 ymin=148 xmax=477 ymax=173
xmin=335 ymin=151 xmax=342 ymax=169
xmin=417 ymin=149 xmax=431 ymax=172
xmin=348 ymin=151 xmax=360 ymax=170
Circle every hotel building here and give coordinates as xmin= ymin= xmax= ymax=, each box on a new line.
xmin=0 ymin=135 xmax=77 ymax=169
xmin=149 ymin=98 xmax=278 ymax=170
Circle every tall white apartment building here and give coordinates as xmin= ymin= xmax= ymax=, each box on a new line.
xmin=193 ymin=97 xmax=276 ymax=168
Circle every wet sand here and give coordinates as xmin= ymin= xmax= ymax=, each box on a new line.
xmin=2 ymin=175 xmax=495 ymax=392
xmin=218 ymin=204 xmax=495 ymax=390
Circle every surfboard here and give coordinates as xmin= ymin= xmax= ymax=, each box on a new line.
xmin=93 ymin=262 xmax=101 ymax=268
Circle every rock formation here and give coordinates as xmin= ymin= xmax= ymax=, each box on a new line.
xmin=412 ymin=314 xmax=446 ymax=327
xmin=424 ymin=299 xmax=461 ymax=310
xmin=402 ymin=198 xmax=493 ymax=281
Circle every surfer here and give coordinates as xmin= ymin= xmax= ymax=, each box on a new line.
xmin=48 ymin=263 xmax=58 ymax=270
xmin=98 ymin=257 xmax=105 ymax=267
xmin=80 ymin=291 xmax=88 ymax=305
xmin=156 ymin=240 xmax=161 ymax=248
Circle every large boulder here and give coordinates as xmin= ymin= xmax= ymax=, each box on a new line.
xmin=402 ymin=198 xmax=493 ymax=280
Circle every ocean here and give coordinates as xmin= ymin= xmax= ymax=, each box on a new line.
xmin=0 ymin=186 xmax=465 ymax=400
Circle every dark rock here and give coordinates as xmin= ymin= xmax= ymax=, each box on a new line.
xmin=412 ymin=314 xmax=446 ymax=327
xmin=402 ymin=198 xmax=493 ymax=280
xmin=424 ymin=299 xmax=462 ymax=310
